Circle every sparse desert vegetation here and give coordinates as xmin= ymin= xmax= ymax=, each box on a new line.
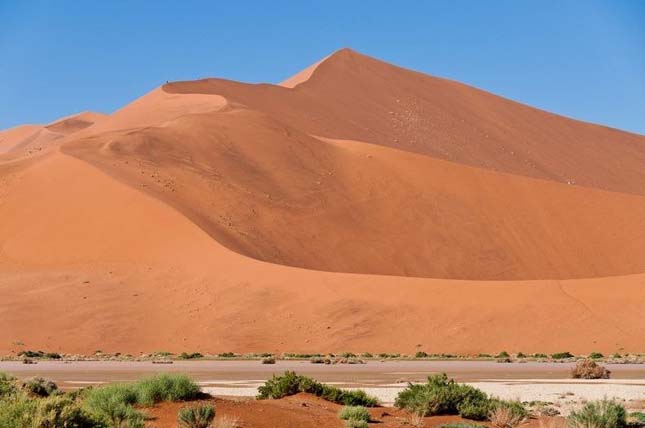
xmin=394 ymin=373 xmax=528 ymax=421
xmin=257 ymin=371 xmax=379 ymax=406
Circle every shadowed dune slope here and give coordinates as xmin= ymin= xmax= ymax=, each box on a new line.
xmin=64 ymin=107 xmax=645 ymax=280
xmin=166 ymin=48 xmax=645 ymax=196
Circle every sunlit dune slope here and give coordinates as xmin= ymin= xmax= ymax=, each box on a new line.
xmin=166 ymin=48 xmax=645 ymax=196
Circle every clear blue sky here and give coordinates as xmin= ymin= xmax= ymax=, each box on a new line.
xmin=1 ymin=0 xmax=643 ymax=134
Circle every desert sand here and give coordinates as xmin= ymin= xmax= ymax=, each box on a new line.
xmin=1 ymin=48 xmax=644 ymax=355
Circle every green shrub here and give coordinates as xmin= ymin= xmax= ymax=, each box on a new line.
xmin=16 ymin=350 xmax=61 ymax=359
xmin=344 ymin=419 xmax=369 ymax=428
xmin=551 ymin=352 xmax=575 ymax=359
xmin=33 ymin=394 xmax=98 ymax=428
xmin=83 ymin=383 xmax=141 ymax=427
xmin=415 ymin=351 xmax=429 ymax=358
xmin=395 ymin=374 xmax=526 ymax=421
xmin=179 ymin=352 xmax=204 ymax=360
xmin=496 ymin=351 xmax=510 ymax=358
xmin=257 ymin=371 xmax=378 ymax=406
xmin=22 ymin=377 xmax=59 ymax=397
xmin=135 ymin=373 xmax=199 ymax=405
xmin=630 ymin=412 xmax=645 ymax=422
xmin=589 ymin=352 xmax=604 ymax=359
xmin=360 ymin=353 xmax=373 ymax=358
xmin=532 ymin=353 xmax=548 ymax=358
xmin=261 ymin=356 xmax=276 ymax=364
xmin=516 ymin=352 xmax=526 ymax=358
xmin=339 ymin=405 xmax=370 ymax=421
xmin=177 ymin=404 xmax=215 ymax=428
xmin=218 ymin=352 xmax=236 ymax=358
xmin=0 ymin=393 xmax=38 ymax=428
xmin=0 ymin=372 xmax=18 ymax=397
xmin=567 ymin=399 xmax=626 ymax=428
xmin=394 ymin=373 xmax=492 ymax=419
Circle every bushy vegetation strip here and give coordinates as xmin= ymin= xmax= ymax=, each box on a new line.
xmin=257 ymin=371 xmax=378 ymax=406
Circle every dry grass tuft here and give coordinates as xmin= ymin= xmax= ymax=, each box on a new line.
xmin=571 ymin=359 xmax=611 ymax=379
xmin=490 ymin=406 xmax=527 ymax=428
xmin=214 ymin=415 xmax=242 ymax=428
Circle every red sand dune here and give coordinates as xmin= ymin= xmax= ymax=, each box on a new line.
xmin=1 ymin=49 xmax=644 ymax=355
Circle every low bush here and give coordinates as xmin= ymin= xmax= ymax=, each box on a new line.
xmin=344 ymin=419 xmax=369 ymax=428
xmin=178 ymin=404 xmax=215 ymax=428
xmin=567 ymin=399 xmax=626 ymax=428
xmin=22 ymin=377 xmax=59 ymax=397
xmin=415 ymin=351 xmax=429 ymax=358
xmin=571 ymin=359 xmax=611 ymax=379
xmin=630 ymin=412 xmax=645 ymax=422
xmin=395 ymin=373 xmax=490 ymax=419
xmin=83 ymin=383 xmax=142 ymax=427
xmin=589 ymin=352 xmax=604 ymax=359
xmin=338 ymin=405 xmax=370 ymax=421
xmin=0 ymin=393 xmax=38 ymax=428
xmin=135 ymin=373 xmax=200 ymax=405
xmin=261 ymin=356 xmax=276 ymax=364
xmin=218 ymin=352 xmax=237 ymax=358
xmin=179 ymin=352 xmax=204 ymax=360
xmin=395 ymin=374 xmax=527 ymax=421
xmin=551 ymin=352 xmax=575 ymax=359
xmin=17 ymin=350 xmax=61 ymax=359
xmin=532 ymin=353 xmax=548 ymax=359
xmin=257 ymin=371 xmax=378 ymax=406
xmin=496 ymin=351 xmax=510 ymax=359
xmin=516 ymin=352 xmax=526 ymax=358
xmin=33 ymin=394 xmax=97 ymax=428
xmin=0 ymin=372 xmax=17 ymax=397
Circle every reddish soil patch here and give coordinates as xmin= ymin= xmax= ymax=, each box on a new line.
xmin=144 ymin=393 xmax=564 ymax=428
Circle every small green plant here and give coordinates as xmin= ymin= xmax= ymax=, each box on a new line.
xmin=415 ymin=351 xmax=429 ymax=358
xmin=589 ymin=352 xmax=604 ymax=359
xmin=178 ymin=404 xmax=215 ymax=428
xmin=516 ymin=352 xmax=526 ymax=358
xmin=496 ymin=351 xmax=510 ymax=358
xmin=344 ymin=419 xmax=369 ymax=428
xmin=22 ymin=377 xmax=59 ymax=397
xmin=218 ymin=352 xmax=236 ymax=358
xmin=338 ymin=405 xmax=370 ymax=421
xmin=477 ymin=354 xmax=492 ymax=358
xmin=612 ymin=353 xmax=622 ymax=359
xmin=551 ymin=352 xmax=575 ymax=359
xmin=567 ymin=399 xmax=626 ymax=428
xmin=360 ymin=353 xmax=373 ymax=358
xmin=532 ymin=353 xmax=548 ymax=358
xmin=630 ymin=412 xmax=645 ymax=422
